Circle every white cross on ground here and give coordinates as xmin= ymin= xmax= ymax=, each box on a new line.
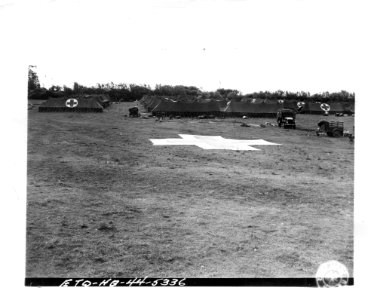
xmin=150 ymin=134 xmax=281 ymax=151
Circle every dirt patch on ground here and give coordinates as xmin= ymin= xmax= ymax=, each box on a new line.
xmin=27 ymin=103 xmax=354 ymax=277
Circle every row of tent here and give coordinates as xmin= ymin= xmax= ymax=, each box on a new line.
xmin=35 ymin=94 xmax=354 ymax=116
xmin=300 ymin=102 xmax=355 ymax=115
xmin=140 ymin=96 xmax=355 ymax=117
xmin=37 ymin=94 xmax=111 ymax=112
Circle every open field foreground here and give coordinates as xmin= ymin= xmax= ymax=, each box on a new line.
xmin=27 ymin=102 xmax=354 ymax=278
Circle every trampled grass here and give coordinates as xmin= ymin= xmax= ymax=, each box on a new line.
xmin=26 ymin=103 xmax=354 ymax=277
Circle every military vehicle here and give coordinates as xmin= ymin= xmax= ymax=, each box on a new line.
xmin=276 ymin=109 xmax=296 ymax=129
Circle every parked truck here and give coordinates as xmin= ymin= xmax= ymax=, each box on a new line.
xmin=276 ymin=109 xmax=296 ymax=129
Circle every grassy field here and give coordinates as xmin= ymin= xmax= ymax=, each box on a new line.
xmin=26 ymin=102 xmax=354 ymax=278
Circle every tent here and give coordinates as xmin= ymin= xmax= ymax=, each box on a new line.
xmin=151 ymin=99 xmax=221 ymax=116
xmin=38 ymin=95 xmax=104 ymax=112
xmin=328 ymin=103 xmax=346 ymax=114
xmin=224 ymin=101 xmax=283 ymax=117
xmin=299 ymin=102 xmax=326 ymax=114
xmin=240 ymin=98 xmax=265 ymax=104
xmin=340 ymin=103 xmax=354 ymax=115
xmin=216 ymin=99 xmax=229 ymax=112
xmin=93 ymin=94 xmax=111 ymax=108
xmin=140 ymin=95 xmax=166 ymax=112
xmin=300 ymin=102 xmax=354 ymax=115
xmin=345 ymin=103 xmax=354 ymax=114
xmin=282 ymin=100 xmax=299 ymax=111
xmin=28 ymin=99 xmax=48 ymax=105
xmin=141 ymin=96 xmax=352 ymax=117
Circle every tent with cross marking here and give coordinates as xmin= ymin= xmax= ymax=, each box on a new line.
xmin=299 ymin=102 xmax=326 ymax=114
xmin=38 ymin=95 xmax=104 ymax=112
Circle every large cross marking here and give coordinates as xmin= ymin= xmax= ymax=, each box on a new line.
xmin=150 ymin=134 xmax=281 ymax=151
xmin=320 ymin=103 xmax=330 ymax=111
xmin=65 ymin=98 xmax=78 ymax=108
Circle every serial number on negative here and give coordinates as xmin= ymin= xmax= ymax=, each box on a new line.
xmin=60 ymin=277 xmax=186 ymax=287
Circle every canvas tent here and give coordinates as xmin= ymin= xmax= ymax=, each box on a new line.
xmin=92 ymin=94 xmax=111 ymax=108
xmin=240 ymin=98 xmax=265 ymax=104
xmin=216 ymin=99 xmax=229 ymax=112
xmin=140 ymin=95 xmax=165 ymax=112
xmin=328 ymin=103 xmax=346 ymax=114
xmin=337 ymin=103 xmax=354 ymax=115
xmin=299 ymin=102 xmax=354 ymax=115
xmin=282 ymin=100 xmax=299 ymax=111
xmin=299 ymin=102 xmax=326 ymax=114
xmin=151 ymin=99 xmax=222 ymax=116
xmin=140 ymin=95 xmax=354 ymax=117
xmin=38 ymin=95 xmax=104 ymax=112
xmin=224 ymin=101 xmax=283 ymax=117
xmin=345 ymin=103 xmax=354 ymax=114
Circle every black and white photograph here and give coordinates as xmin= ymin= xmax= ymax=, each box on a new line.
xmin=1 ymin=0 xmax=367 ymax=293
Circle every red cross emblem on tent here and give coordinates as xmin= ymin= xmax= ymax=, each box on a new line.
xmin=320 ymin=103 xmax=330 ymax=111
xmin=65 ymin=98 xmax=78 ymax=108
xmin=150 ymin=134 xmax=281 ymax=151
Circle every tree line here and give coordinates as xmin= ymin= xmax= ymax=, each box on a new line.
xmin=28 ymin=66 xmax=355 ymax=104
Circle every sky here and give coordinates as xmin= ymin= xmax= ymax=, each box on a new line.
xmin=2 ymin=0 xmax=365 ymax=94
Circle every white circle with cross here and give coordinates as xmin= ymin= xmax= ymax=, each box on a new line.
xmin=65 ymin=98 xmax=78 ymax=108
xmin=320 ymin=103 xmax=330 ymax=112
